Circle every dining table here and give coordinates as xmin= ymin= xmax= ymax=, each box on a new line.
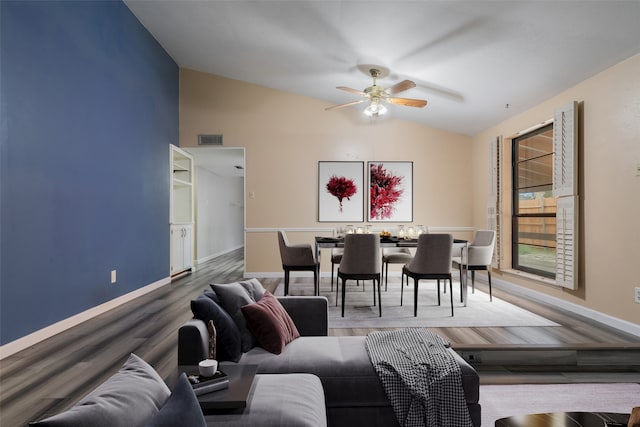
xmin=314 ymin=235 xmax=470 ymax=307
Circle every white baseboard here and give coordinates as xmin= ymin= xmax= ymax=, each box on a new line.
xmin=0 ymin=276 xmax=171 ymax=360
xmin=474 ymin=272 xmax=640 ymax=338
xmin=196 ymin=245 xmax=244 ymax=265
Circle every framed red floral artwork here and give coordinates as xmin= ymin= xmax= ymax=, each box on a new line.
xmin=318 ymin=161 xmax=364 ymax=222
xmin=368 ymin=161 xmax=413 ymax=222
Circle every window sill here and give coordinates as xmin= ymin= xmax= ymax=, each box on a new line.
xmin=501 ymin=269 xmax=557 ymax=286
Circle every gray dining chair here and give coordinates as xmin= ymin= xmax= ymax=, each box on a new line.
xmin=337 ymin=234 xmax=382 ymax=317
xmin=382 ymin=247 xmax=413 ymax=291
xmin=452 ymin=229 xmax=496 ymax=301
xmin=330 ymin=247 xmax=343 ymax=292
xmin=277 ymin=230 xmax=320 ymax=296
xmin=402 ymin=233 xmax=454 ymax=317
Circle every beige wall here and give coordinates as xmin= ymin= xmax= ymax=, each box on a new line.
xmin=472 ymin=54 xmax=640 ymax=326
xmin=180 ymin=55 xmax=639 ymax=326
xmin=179 ymin=69 xmax=474 ymax=274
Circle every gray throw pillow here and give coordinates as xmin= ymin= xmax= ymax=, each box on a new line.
xmin=210 ymin=279 xmax=266 ymax=352
xmin=29 ymin=353 xmax=170 ymax=427
xmin=144 ymin=373 xmax=206 ymax=427
xmin=239 ymin=278 xmax=266 ymax=301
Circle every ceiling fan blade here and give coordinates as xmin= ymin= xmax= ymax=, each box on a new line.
xmin=325 ymin=99 xmax=366 ymax=111
xmin=386 ymin=97 xmax=428 ymax=108
xmin=386 ymin=80 xmax=416 ymax=95
xmin=336 ymin=86 xmax=366 ymax=96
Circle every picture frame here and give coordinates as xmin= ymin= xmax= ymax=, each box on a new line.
xmin=318 ymin=161 xmax=364 ymax=222
xmin=368 ymin=161 xmax=413 ymax=222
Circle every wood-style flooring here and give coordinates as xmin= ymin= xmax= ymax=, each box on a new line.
xmin=1 ymin=248 xmax=639 ymax=426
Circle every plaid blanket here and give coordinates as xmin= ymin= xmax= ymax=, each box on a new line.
xmin=365 ymin=328 xmax=473 ymax=427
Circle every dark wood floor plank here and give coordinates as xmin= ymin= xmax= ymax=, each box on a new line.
xmin=432 ymin=328 xmax=493 ymax=345
xmin=2 ymin=247 xmax=638 ymax=427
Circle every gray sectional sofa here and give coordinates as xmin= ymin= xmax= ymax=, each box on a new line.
xmin=29 ymin=352 xmax=326 ymax=427
xmin=178 ymin=295 xmax=481 ymax=427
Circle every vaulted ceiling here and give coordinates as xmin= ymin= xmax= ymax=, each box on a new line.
xmin=125 ymin=1 xmax=640 ymax=136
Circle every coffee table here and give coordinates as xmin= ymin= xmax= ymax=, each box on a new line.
xmin=495 ymin=411 xmax=630 ymax=426
xmin=177 ymin=364 xmax=258 ymax=413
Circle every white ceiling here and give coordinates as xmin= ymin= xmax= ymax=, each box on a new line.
xmin=124 ymin=0 xmax=640 ymax=136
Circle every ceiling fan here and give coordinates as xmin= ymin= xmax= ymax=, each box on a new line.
xmin=325 ymin=68 xmax=428 ymax=117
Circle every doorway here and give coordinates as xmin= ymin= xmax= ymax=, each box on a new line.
xmin=184 ymin=147 xmax=245 ymax=272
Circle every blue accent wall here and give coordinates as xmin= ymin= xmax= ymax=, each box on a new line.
xmin=0 ymin=1 xmax=178 ymax=344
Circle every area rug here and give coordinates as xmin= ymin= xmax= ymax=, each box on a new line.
xmin=480 ymin=383 xmax=640 ymax=426
xmin=275 ymin=278 xmax=559 ymax=328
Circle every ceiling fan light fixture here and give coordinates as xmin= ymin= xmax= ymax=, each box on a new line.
xmin=363 ymin=101 xmax=387 ymax=117
xmin=326 ymin=66 xmax=426 ymax=115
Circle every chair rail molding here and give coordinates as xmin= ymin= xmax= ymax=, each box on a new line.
xmin=246 ymin=227 xmax=337 ymax=233
xmin=246 ymin=226 xmax=475 ymax=234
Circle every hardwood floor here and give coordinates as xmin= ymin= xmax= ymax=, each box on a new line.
xmin=1 ymin=248 xmax=638 ymax=426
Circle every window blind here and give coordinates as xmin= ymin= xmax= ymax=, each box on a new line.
xmin=553 ymin=101 xmax=579 ymax=289
xmin=553 ymin=102 xmax=578 ymax=198
xmin=556 ymin=195 xmax=578 ymax=289
xmin=488 ymin=136 xmax=502 ymax=269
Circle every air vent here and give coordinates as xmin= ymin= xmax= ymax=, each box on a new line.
xmin=198 ymin=134 xmax=223 ymax=146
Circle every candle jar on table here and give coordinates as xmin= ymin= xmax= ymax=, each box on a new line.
xmin=407 ymin=227 xmax=415 ymax=239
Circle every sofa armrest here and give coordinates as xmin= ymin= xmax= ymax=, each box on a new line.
xmin=277 ymin=296 xmax=329 ymax=337
xmin=451 ymin=350 xmax=480 ymax=405
xmin=178 ymin=318 xmax=209 ymax=365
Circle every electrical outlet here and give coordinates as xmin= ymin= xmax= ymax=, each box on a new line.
xmin=111 ymin=270 xmax=117 ymax=284
xmin=635 ymin=287 xmax=640 ymax=304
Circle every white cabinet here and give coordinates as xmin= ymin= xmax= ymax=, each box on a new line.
xmin=170 ymin=145 xmax=194 ymax=224
xmin=171 ymin=224 xmax=193 ymax=275
xmin=170 ymin=145 xmax=194 ymax=276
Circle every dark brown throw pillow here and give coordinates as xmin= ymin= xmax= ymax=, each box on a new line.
xmin=240 ymin=291 xmax=300 ymax=354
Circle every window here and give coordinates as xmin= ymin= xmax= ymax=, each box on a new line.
xmin=512 ymin=124 xmax=556 ymax=277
